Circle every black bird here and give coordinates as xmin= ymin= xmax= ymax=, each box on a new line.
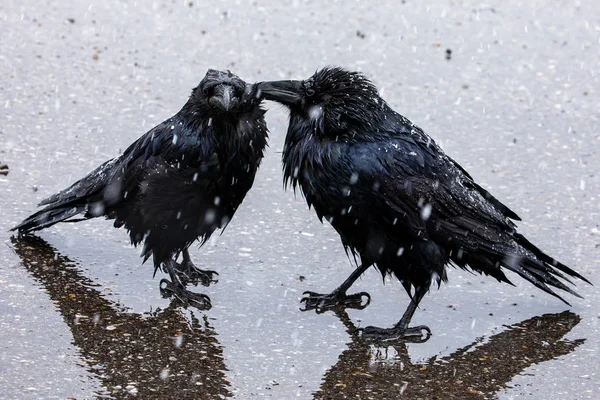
xmin=12 ymin=69 xmax=269 ymax=309
xmin=259 ymin=67 xmax=590 ymax=341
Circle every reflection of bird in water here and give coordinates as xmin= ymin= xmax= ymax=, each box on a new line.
xmin=12 ymin=236 xmax=231 ymax=399
xmin=314 ymin=310 xmax=584 ymax=400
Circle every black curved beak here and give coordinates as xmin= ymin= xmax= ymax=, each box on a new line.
xmin=212 ymin=84 xmax=235 ymax=111
xmin=258 ymin=80 xmax=303 ymax=106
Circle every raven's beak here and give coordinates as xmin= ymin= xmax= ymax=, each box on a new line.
xmin=259 ymin=80 xmax=303 ymax=106
xmin=212 ymin=84 xmax=236 ymax=111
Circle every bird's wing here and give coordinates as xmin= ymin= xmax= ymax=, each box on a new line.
xmin=352 ymin=135 xmax=586 ymax=297
xmin=38 ymin=114 xmax=214 ymax=211
xmin=388 ymin=121 xmax=520 ymax=221
xmin=347 ymin=134 xmax=517 ymax=242
xmin=122 ymin=116 xmax=210 ymax=167
xmin=443 ymin=153 xmax=520 ymax=221
xmin=342 ymin=119 xmax=588 ymax=302
xmin=38 ymin=157 xmax=120 ymax=207
xmin=35 ymin=124 xmax=164 ymax=210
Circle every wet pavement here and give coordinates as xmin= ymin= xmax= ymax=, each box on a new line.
xmin=1 ymin=0 xmax=599 ymax=399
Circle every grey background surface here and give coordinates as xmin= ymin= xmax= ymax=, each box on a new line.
xmin=1 ymin=1 xmax=598 ymax=398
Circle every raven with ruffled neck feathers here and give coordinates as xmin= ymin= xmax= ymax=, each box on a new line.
xmin=13 ymin=69 xmax=269 ymax=309
xmin=259 ymin=67 xmax=590 ymax=340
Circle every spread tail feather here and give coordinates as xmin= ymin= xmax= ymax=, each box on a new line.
xmin=514 ymin=232 xmax=592 ymax=285
xmin=500 ymin=254 xmax=581 ymax=306
xmin=442 ymin=217 xmax=591 ymax=304
xmin=11 ymin=204 xmax=88 ymax=233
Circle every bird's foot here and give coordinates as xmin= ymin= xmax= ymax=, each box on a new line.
xmin=174 ymin=260 xmax=218 ymax=287
xmin=300 ymin=290 xmax=371 ymax=313
xmin=358 ymin=324 xmax=431 ymax=344
xmin=159 ymin=279 xmax=212 ymax=310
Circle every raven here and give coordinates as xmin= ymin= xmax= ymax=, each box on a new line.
xmin=259 ymin=67 xmax=590 ymax=341
xmin=13 ymin=69 xmax=269 ymax=309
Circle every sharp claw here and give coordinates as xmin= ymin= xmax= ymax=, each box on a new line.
xmin=185 ymin=293 xmax=212 ymax=310
xmin=159 ymin=279 xmax=212 ymax=310
xmin=344 ymin=292 xmax=370 ymax=307
xmin=413 ymin=325 xmax=432 ymax=336
xmin=159 ymin=279 xmax=175 ymax=298
xmin=353 ymin=292 xmax=371 ymax=309
xmin=358 ymin=292 xmax=371 ymax=301
xmin=299 ymin=290 xmax=372 ymax=312
xmin=174 ymin=262 xmax=219 ymax=287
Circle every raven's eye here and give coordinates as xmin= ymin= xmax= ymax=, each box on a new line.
xmin=233 ymin=86 xmax=244 ymax=97
xmin=304 ymin=80 xmax=315 ymax=97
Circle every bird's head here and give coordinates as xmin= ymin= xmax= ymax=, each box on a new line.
xmin=192 ymin=69 xmax=257 ymax=114
xmin=258 ymin=67 xmax=384 ymax=136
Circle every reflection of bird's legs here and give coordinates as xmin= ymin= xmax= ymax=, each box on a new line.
xmin=301 ymin=262 xmax=372 ymax=311
xmin=360 ymin=286 xmax=431 ymax=343
xmin=160 ymin=259 xmax=212 ymax=310
xmin=329 ymin=309 xmax=415 ymax=369
xmin=174 ymin=248 xmax=219 ymax=287
xmin=331 ymin=309 xmax=361 ymax=336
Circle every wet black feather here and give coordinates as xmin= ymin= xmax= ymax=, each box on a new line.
xmin=13 ymin=70 xmax=269 ymax=270
xmin=268 ymin=66 xmax=589 ymax=303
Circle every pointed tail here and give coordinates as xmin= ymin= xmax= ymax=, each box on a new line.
xmin=12 ymin=204 xmax=88 ymax=234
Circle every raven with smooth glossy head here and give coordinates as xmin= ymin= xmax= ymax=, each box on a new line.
xmin=13 ymin=69 xmax=268 ymax=309
xmin=259 ymin=67 xmax=590 ymax=341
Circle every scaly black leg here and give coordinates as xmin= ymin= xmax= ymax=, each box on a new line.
xmin=359 ymin=285 xmax=431 ymax=343
xmin=159 ymin=259 xmax=212 ymax=310
xmin=174 ymin=249 xmax=219 ymax=287
xmin=301 ymin=262 xmax=372 ymax=312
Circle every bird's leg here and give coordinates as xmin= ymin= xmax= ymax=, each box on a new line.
xmin=301 ymin=262 xmax=372 ymax=312
xmin=359 ymin=286 xmax=431 ymax=343
xmin=174 ymin=249 xmax=219 ymax=287
xmin=159 ymin=259 xmax=212 ymax=310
